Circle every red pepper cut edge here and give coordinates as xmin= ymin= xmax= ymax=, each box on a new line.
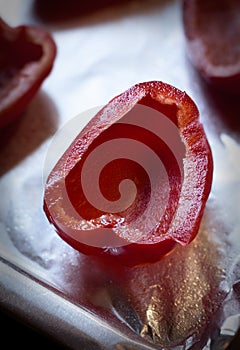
xmin=182 ymin=0 xmax=240 ymax=95
xmin=0 ymin=18 xmax=57 ymax=128
xmin=43 ymin=81 xmax=213 ymax=267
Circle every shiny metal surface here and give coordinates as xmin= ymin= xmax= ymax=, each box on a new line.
xmin=0 ymin=1 xmax=239 ymax=349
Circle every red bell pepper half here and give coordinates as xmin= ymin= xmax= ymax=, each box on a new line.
xmin=0 ymin=18 xmax=57 ymax=128
xmin=44 ymin=81 xmax=213 ymax=267
xmin=182 ymin=0 xmax=240 ymax=95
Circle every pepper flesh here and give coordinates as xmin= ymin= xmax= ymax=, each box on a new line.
xmin=182 ymin=0 xmax=240 ymax=95
xmin=0 ymin=18 xmax=57 ymax=128
xmin=44 ymin=81 xmax=213 ymax=266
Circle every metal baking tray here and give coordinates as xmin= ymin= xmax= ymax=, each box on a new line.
xmin=0 ymin=1 xmax=239 ymax=349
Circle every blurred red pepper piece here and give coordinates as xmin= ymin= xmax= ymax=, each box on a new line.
xmin=182 ymin=0 xmax=240 ymax=95
xmin=0 ymin=18 xmax=56 ymax=128
xmin=44 ymin=81 xmax=213 ymax=267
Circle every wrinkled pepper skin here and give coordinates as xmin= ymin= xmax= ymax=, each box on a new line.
xmin=44 ymin=81 xmax=213 ymax=267
xmin=182 ymin=0 xmax=240 ymax=95
xmin=0 ymin=18 xmax=57 ymax=128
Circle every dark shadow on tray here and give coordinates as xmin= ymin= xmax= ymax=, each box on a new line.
xmin=192 ymin=66 xmax=240 ymax=137
xmin=0 ymin=90 xmax=59 ymax=176
xmin=32 ymin=0 xmax=170 ymax=27
xmin=33 ymin=0 xmax=127 ymax=22
xmin=203 ymin=84 xmax=239 ymax=131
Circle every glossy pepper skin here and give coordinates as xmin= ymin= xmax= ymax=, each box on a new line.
xmin=182 ymin=0 xmax=240 ymax=95
xmin=44 ymin=81 xmax=213 ymax=267
xmin=0 ymin=18 xmax=57 ymax=128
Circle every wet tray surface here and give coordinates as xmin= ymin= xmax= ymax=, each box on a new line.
xmin=0 ymin=1 xmax=240 ymax=349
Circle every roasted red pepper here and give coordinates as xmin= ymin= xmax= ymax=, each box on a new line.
xmin=44 ymin=81 xmax=213 ymax=266
xmin=0 ymin=18 xmax=56 ymax=128
xmin=182 ymin=0 xmax=240 ymax=95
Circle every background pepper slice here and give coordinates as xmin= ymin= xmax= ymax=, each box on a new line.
xmin=182 ymin=0 xmax=240 ymax=95
xmin=0 ymin=18 xmax=57 ymax=128
xmin=43 ymin=81 xmax=213 ymax=267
